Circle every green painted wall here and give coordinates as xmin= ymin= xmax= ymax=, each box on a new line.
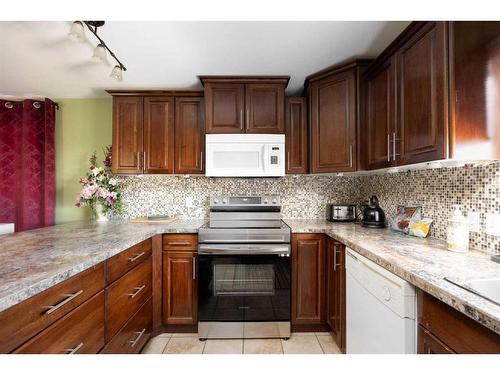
xmin=55 ymin=98 xmax=112 ymax=223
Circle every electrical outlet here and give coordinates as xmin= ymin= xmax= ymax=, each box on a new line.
xmin=467 ymin=212 xmax=480 ymax=232
xmin=185 ymin=197 xmax=193 ymax=208
xmin=485 ymin=213 xmax=500 ymax=237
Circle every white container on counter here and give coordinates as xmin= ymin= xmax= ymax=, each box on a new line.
xmin=0 ymin=223 xmax=15 ymax=235
xmin=446 ymin=205 xmax=469 ymax=253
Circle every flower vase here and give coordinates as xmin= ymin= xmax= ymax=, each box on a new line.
xmin=95 ymin=202 xmax=109 ymax=222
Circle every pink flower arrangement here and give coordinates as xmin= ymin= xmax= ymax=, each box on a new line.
xmin=75 ymin=145 xmax=123 ymax=215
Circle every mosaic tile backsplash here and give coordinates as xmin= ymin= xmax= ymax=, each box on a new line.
xmin=117 ymin=161 xmax=500 ymax=254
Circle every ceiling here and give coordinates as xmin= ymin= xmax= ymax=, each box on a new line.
xmin=0 ymin=21 xmax=410 ymax=98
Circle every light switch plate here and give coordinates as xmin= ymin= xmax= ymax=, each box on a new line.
xmin=467 ymin=212 xmax=480 ymax=232
xmin=485 ymin=213 xmax=500 ymax=236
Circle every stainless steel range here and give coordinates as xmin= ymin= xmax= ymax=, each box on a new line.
xmin=198 ymin=195 xmax=291 ymax=340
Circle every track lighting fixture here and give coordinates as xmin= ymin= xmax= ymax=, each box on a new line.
xmin=68 ymin=21 xmax=127 ymax=81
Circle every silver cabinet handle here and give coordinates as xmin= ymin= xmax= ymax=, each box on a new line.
xmin=128 ymin=252 xmax=145 ymax=263
xmin=45 ymin=289 xmax=84 ymax=315
xmin=387 ymin=133 xmax=391 ymax=162
xmin=392 ymin=132 xmax=400 ymax=161
xmin=129 ymin=328 xmax=146 ymax=348
xmin=65 ymin=342 xmax=84 ymax=354
xmin=287 ymin=151 xmax=290 ymax=169
xmin=142 ymin=151 xmax=146 ymax=171
xmin=333 ymin=245 xmax=337 ymax=271
xmin=246 ymin=108 xmax=250 ymax=129
xmin=136 ymin=152 xmax=140 ymax=172
xmin=167 ymin=241 xmax=191 ymax=246
xmin=192 ymin=256 xmax=196 ymax=280
xmin=240 ymin=109 xmax=244 ymax=130
xmin=349 ymin=144 xmax=353 ymax=168
xmin=128 ymin=285 xmax=146 ymax=299
xmin=200 ymin=151 xmax=204 ymax=171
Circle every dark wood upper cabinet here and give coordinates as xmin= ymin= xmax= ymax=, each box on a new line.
xmin=204 ymin=83 xmax=245 ymax=133
xmin=174 ymin=97 xmax=205 ymax=174
xmin=200 ymin=76 xmax=289 ymax=134
xmin=143 ymin=97 xmax=175 ymax=174
xmin=112 ymin=96 xmax=143 ymax=174
xmin=365 ymin=58 xmax=395 ymax=170
xmin=307 ymin=62 xmax=368 ymax=173
xmin=396 ymin=22 xmax=448 ymax=165
xmin=245 ymin=83 xmax=285 ymax=133
xmin=450 ymin=21 xmax=500 ymax=160
xmin=162 ymin=251 xmax=198 ymax=325
xmin=292 ymin=234 xmax=326 ymax=329
xmin=285 ymin=97 xmax=308 ymax=174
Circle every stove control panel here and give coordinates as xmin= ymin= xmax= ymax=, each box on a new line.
xmin=210 ymin=196 xmax=281 ymax=207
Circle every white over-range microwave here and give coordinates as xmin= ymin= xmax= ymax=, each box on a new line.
xmin=205 ymin=134 xmax=285 ymax=177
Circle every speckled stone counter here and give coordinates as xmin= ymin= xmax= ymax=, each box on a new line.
xmin=284 ymin=219 xmax=500 ymax=335
xmin=0 ymin=219 xmax=206 ymax=313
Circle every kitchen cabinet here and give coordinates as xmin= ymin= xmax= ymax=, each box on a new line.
xmin=111 ymin=96 xmax=144 ymax=174
xmin=143 ymin=97 xmax=175 ymax=173
xmin=291 ymin=233 xmax=326 ymax=330
xmin=162 ymin=251 xmax=198 ymax=326
xmin=200 ymin=76 xmax=289 ymax=134
xmin=285 ymin=97 xmax=308 ymax=174
xmin=417 ymin=290 xmax=500 ymax=354
xmin=174 ymin=97 xmax=205 ymax=174
xmin=108 ymin=91 xmax=204 ymax=175
xmin=326 ymin=238 xmax=346 ymax=352
xmin=306 ymin=61 xmax=369 ymax=173
xmin=396 ymin=22 xmax=448 ymax=165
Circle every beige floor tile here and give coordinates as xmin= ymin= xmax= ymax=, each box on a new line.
xmin=316 ymin=334 xmax=342 ymax=354
xmin=157 ymin=333 xmax=172 ymax=338
xmin=314 ymin=331 xmax=332 ymax=336
xmin=282 ymin=334 xmax=323 ymax=354
xmin=203 ymin=339 xmax=243 ymax=354
xmin=244 ymin=339 xmax=283 ymax=354
xmin=141 ymin=337 xmax=170 ymax=354
xmin=164 ymin=337 xmax=206 ymax=354
xmin=289 ymin=332 xmax=317 ymax=336
xmin=170 ymin=333 xmax=199 ymax=338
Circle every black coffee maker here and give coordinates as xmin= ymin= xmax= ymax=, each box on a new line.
xmin=361 ymin=196 xmax=386 ymax=228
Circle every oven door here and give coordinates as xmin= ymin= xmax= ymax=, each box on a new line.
xmin=198 ymin=246 xmax=291 ymax=323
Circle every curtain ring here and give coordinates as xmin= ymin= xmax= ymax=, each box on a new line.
xmin=33 ymin=101 xmax=42 ymax=109
xmin=4 ymin=102 xmax=14 ymax=109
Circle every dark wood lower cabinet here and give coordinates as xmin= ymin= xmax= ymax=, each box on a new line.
xmin=162 ymin=251 xmax=198 ymax=326
xmin=326 ymin=238 xmax=346 ymax=353
xmin=418 ymin=325 xmax=455 ymax=354
xmin=291 ymin=234 xmax=327 ymax=330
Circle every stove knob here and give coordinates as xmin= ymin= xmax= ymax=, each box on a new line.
xmin=222 ymin=198 xmax=227 ymax=204
xmin=263 ymin=199 xmax=268 ymax=204
xmin=213 ymin=198 xmax=219 ymax=204
xmin=272 ymin=199 xmax=278 ymax=204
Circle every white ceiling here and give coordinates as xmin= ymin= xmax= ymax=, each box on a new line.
xmin=0 ymin=21 xmax=410 ymax=98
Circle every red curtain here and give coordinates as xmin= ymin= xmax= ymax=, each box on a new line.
xmin=0 ymin=98 xmax=56 ymax=232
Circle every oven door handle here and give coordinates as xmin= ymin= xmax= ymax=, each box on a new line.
xmin=198 ymin=244 xmax=290 ymax=256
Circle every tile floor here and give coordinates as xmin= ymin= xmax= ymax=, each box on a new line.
xmin=141 ymin=332 xmax=342 ymax=354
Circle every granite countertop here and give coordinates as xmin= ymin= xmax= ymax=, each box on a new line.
xmin=284 ymin=219 xmax=500 ymax=335
xmin=0 ymin=218 xmax=206 ymax=313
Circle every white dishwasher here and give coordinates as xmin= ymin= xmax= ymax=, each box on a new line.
xmin=346 ymin=247 xmax=416 ymax=354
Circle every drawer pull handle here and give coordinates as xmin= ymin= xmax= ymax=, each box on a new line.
xmin=167 ymin=241 xmax=191 ymax=246
xmin=64 ymin=342 xmax=84 ymax=354
xmin=128 ymin=285 xmax=146 ymax=299
xmin=128 ymin=252 xmax=145 ymax=262
xmin=44 ymin=289 xmax=84 ymax=315
xmin=129 ymin=328 xmax=146 ymax=348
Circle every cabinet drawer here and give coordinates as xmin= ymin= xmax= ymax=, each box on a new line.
xmin=163 ymin=234 xmax=198 ymax=251
xmin=0 ymin=262 xmax=105 ymax=353
xmin=106 ymin=239 xmax=152 ymax=284
xmin=14 ymin=291 xmax=105 ymax=354
xmin=101 ymin=298 xmax=152 ymax=354
xmin=105 ymin=256 xmax=152 ymax=340
xmin=417 ymin=290 xmax=500 ymax=353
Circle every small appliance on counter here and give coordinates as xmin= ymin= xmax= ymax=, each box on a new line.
xmin=327 ymin=204 xmax=357 ymax=222
xmin=361 ymin=196 xmax=386 ymax=228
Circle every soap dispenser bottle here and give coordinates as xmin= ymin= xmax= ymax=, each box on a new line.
xmin=446 ymin=204 xmax=469 ymax=253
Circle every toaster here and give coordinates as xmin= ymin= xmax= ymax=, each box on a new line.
xmin=327 ymin=204 xmax=357 ymax=222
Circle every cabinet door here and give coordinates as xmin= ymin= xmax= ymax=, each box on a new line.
xmin=245 ymin=83 xmax=285 ymax=133
xmin=292 ymin=234 xmax=325 ymax=328
xmin=174 ymin=97 xmax=205 ymax=174
xmin=366 ymin=58 xmax=395 ymax=170
xmin=143 ymin=97 xmax=175 ymax=174
xmin=418 ymin=325 xmax=455 ymax=354
xmin=326 ymin=238 xmax=335 ymax=330
xmin=285 ymin=97 xmax=308 ymax=174
xmin=396 ymin=22 xmax=448 ymax=165
xmin=112 ymin=97 xmax=143 ymax=174
xmin=205 ymin=83 xmax=245 ymax=133
xmin=310 ymin=69 xmax=356 ymax=173
xmin=326 ymin=238 xmax=346 ymax=352
xmin=162 ymin=252 xmax=197 ymax=325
